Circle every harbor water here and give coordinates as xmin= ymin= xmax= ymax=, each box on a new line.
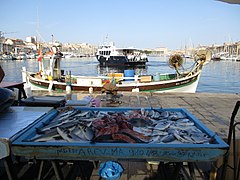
xmin=0 ymin=57 xmax=240 ymax=94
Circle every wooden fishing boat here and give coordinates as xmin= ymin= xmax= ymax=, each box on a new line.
xmin=22 ymin=50 xmax=210 ymax=93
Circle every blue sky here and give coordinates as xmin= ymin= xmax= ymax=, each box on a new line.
xmin=1 ymin=0 xmax=239 ymax=50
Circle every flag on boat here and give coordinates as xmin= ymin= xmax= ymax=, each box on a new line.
xmin=37 ymin=48 xmax=43 ymax=62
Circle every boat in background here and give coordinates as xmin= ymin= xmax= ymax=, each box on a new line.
xmin=22 ymin=48 xmax=210 ymax=94
xmin=16 ymin=52 xmax=27 ymax=60
xmin=0 ymin=54 xmax=15 ymax=60
xmin=96 ymin=41 xmax=148 ymax=66
xmin=211 ymin=52 xmax=228 ymax=61
xmin=220 ymin=54 xmax=239 ymax=61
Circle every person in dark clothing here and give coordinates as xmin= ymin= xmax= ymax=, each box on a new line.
xmin=0 ymin=65 xmax=5 ymax=82
xmin=0 ymin=65 xmax=16 ymax=112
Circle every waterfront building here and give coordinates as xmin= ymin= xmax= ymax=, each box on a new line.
xmin=209 ymin=42 xmax=240 ymax=56
xmin=62 ymin=43 xmax=97 ymax=57
xmin=143 ymin=47 xmax=169 ymax=57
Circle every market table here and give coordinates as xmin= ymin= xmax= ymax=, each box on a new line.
xmin=10 ymin=107 xmax=229 ymax=180
xmin=0 ymin=82 xmax=27 ymax=105
xmin=0 ymin=106 xmax=52 ymax=179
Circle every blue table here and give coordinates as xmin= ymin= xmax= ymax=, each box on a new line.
xmin=0 ymin=106 xmax=52 ymax=179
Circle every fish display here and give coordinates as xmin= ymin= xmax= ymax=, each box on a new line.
xmin=26 ymin=107 xmax=214 ymax=144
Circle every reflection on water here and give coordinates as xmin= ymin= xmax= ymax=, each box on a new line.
xmin=197 ymin=60 xmax=240 ymax=93
xmin=0 ymin=57 xmax=240 ymax=93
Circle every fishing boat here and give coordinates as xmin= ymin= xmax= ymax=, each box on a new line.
xmin=96 ymin=41 xmax=148 ymax=66
xmin=22 ymin=49 xmax=210 ymax=93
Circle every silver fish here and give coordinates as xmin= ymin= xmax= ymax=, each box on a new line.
xmin=129 ymin=118 xmax=152 ymax=127
xmin=150 ymin=111 xmax=162 ymax=119
xmin=190 ymin=134 xmax=210 ymax=144
xmin=28 ymin=129 xmax=60 ymax=142
xmin=149 ymin=136 xmax=161 ymax=143
xmin=133 ymin=127 xmax=154 ymax=137
xmin=151 ymin=129 xmax=169 ymax=136
xmin=161 ymin=111 xmax=169 ymax=118
xmin=154 ymin=121 xmax=172 ymax=131
xmin=68 ymin=132 xmax=89 ymax=142
xmin=160 ymin=134 xmax=176 ymax=143
xmin=57 ymin=127 xmax=74 ymax=142
xmin=78 ymin=125 xmax=94 ymax=141
xmin=173 ymin=132 xmax=193 ymax=143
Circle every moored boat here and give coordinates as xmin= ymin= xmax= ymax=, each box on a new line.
xmin=22 ymin=49 xmax=210 ymax=94
xmin=96 ymin=41 xmax=148 ymax=66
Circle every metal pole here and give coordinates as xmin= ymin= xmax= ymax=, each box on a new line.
xmin=51 ymin=34 xmax=54 ymax=45
xmin=221 ymin=101 xmax=240 ymax=180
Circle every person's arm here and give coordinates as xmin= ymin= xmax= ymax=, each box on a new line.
xmin=0 ymin=65 xmax=5 ymax=82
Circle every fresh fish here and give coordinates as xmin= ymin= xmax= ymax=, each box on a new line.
xmin=173 ymin=131 xmax=192 ymax=143
xmin=27 ymin=129 xmax=60 ymax=142
xmin=25 ymin=108 xmax=214 ymax=145
xmin=40 ymin=120 xmax=78 ymax=132
xmin=149 ymin=136 xmax=161 ymax=143
xmin=78 ymin=125 xmax=94 ymax=141
xmin=170 ymin=124 xmax=196 ymax=131
xmin=150 ymin=110 xmax=162 ymax=119
xmin=56 ymin=109 xmax=80 ymax=120
xmin=168 ymin=114 xmax=179 ymax=121
xmin=190 ymin=134 xmax=211 ymax=144
xmin=174 ymin=121 xmax=195 ymax=126
xmin=176 ymin=112 xmax=187 ymax=119
xmin=74 ymin=111 xmax=90 ymax=117
xmin=128 ymin=118 xmax=152 ymax=127
xmin=119 ymin=128 xmax=151 ymax=142
xmin=147 ymin=110 xmax=155 ymax=118
xmin=151 ymin=129 xmax=169 ymax=136
xmin=153 ymin=121 xmax=172 ymax=131
xmin=160 ymin=134 xmax=176 ymax=143
xmin=161 ymin=111 xmax=169 ymax=118
xmin=112 ymin=133 xmax=137 ymax=143
xmin=35 ymin=127 xmax=57 ymax=135
xmin=68 ymin=132 xmax=89 ymax=142
xmin=133 ymin=127 xmax=153 ymax=136
xmin=70 ymin=125 xmax=82 ymax=136
xmin=175 ymin=118 xmax=191 ymax=123
xmin=57 ymin=127 xmax=74 ymax=142
xmin=92 ymin=134 xmax=114 ymax=143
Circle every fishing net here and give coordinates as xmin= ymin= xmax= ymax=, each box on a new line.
xmin=168 ymin=54 xmax=184 ymax=70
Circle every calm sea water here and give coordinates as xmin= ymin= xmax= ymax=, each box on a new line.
xmin=1 ymin=57 xmax=240 ymax=94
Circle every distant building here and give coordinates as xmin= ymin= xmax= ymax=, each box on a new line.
xmin=144 ymin=47 xmax=168 ymax=56
xmin=208 ymin=42 xmax=240 ymax=56
xmin=62 ymin=43 xmax=97 ymax=56
xmin=26 ymin=36 xmax=36 ymax=44
xmin=155 ymin=47 xmax=168 ymax=56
